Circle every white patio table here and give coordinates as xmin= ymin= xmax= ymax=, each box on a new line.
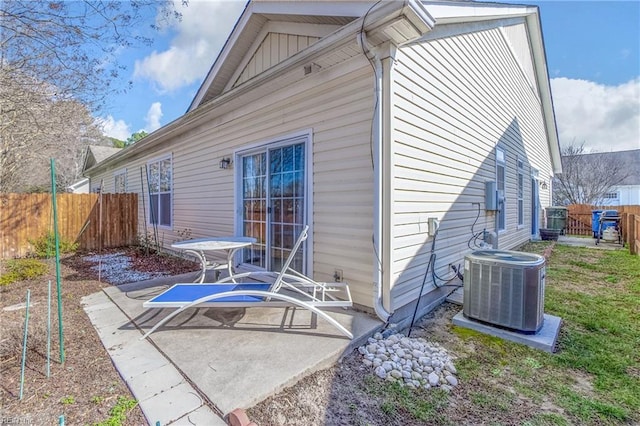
xmin=171 ymin=236 xmax=256 ymax=283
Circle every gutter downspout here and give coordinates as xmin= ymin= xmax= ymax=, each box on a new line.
xmin=358 ymin=30 xmax=392 ymax=323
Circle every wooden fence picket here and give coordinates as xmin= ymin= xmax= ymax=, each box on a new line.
xmin=0 ymin=193 xmax=137 ymax=258
xmin=564 ymin=204 xmax=640 ymax=255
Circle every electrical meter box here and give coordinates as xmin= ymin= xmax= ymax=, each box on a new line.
xmin=485 ymin=181 xmax=498 ymax=211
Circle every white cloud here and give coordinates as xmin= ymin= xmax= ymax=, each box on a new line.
xmin=145 ymin=102 xmax=163 ymax=132
xmin=98 ymin=116 xmax=131 ymax=140
xmin=551 ymin=77 xmax=640 ymax=152
xmin=134 ymin=0 xmax=246 ymax=92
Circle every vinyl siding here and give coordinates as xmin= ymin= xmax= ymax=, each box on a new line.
xmin=87 ymin=19 xmax=555 ymax=313
xmin=89 ymin=56 xmax=377 ymax=308
xmin=390 ymin=22 xmax=553 ymax=310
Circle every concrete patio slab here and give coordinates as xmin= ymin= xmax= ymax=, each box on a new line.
xmin=137 ymin=382 xmax=209 ymax=426
xmin=82 ymin=290 xmax=226 ymax=425
xmin=83 ymin=273 xmax=383 ymax=423
xmin=452 ymin=310 xmax=562 ymax=353
xmin=126 ymin=363 xmax=186 ymax=402
xmin=557 ymin=235 xmax=623 ymax=250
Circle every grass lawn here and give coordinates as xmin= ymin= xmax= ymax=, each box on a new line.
xmin=361 ymin=242 xmax=640 ymax=425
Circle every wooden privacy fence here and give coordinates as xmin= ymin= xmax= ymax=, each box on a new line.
xmin=565 ymin=204 xmax=640 ymax=255
xmin=0 ymin=193 xmax=138 ymax=258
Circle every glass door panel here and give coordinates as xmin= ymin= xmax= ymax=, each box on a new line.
xmin=240 ymin=140 xmax=306 ymax=272
xmin=268 ymin=143 xmax=305 ymax=272
xmin=242 ymin=153 xmax=267 ymax=268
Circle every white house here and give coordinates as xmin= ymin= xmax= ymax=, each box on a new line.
xmin=82 ymin=145 xmax=122 ymax=192
xmin=595 ymin=150 xmax=640 ymax=206
xmin=83 ymin=0 xmax=561 ymax=325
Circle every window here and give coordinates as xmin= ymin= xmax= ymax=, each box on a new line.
xmin=496 ymin=147 xmax=506 ymax=231
xmin=603 ymin=192 xmax=618 ymax=199
xmin=517 ymin=158 xmax=524 ymax=226
xmin=114 ymin=169 xmax=127 ymax=193
xmin=147 ymin=155 xmax=172 ymax=227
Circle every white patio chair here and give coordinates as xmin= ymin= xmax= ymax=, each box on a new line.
xmin=140 ymin=226 xmax=353 ymax=339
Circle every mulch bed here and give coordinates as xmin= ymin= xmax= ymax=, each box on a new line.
xmin=0 ymin=248 xmax=199 ymax=425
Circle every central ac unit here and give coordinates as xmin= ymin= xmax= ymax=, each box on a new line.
xmin=463 ymin=250 xmax=545 ymax=333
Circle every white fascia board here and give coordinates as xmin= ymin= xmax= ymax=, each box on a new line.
xmin=188 ymin=1 xmax=254 ymax=113
xmin=250 ymin=1 xmax=372 ymax=17
xmin=409 ymin=16 xmax=524 ymax=44
xmin=68 ymin=178 xmax=89 ymax=190
xmin=423 ymin=0 xmax=536 ymax=24
xmin=525 ymin=12 xmax=562 ymax=174
xmin=407 ymin=0 xmax=437 ymax=32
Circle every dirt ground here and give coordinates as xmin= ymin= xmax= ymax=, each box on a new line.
xmin=248 ymin=303 xmax=546 ymax=426
xmin=0 ymin=249 xmax=198 ymax=425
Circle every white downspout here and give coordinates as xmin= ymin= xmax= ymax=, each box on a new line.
xmin=358 ymin=30 xmax=392 ymax=323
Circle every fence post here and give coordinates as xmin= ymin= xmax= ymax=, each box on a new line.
xmin=626 ymin=213 xmax=632 ymax=251
xmin=631 ymin=215 xmax=638 ymax=256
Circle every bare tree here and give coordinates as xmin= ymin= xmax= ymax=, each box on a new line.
xmin=0 ymin=0 xmax=183 ymax=192
xmin=1 ymin=1 xmax=181 ymax=110
xmin=1 ymin=71 xmax=112 ymax=192
xmin=553 ymin=142 xmax=632 ymax=205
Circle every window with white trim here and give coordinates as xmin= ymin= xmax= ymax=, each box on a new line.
xmin=517 ymin=157 xmax=524 ymax=226
xmin=114 ymin=169 xmax=127 ymax=193
xmin=603 ymin=192 xmax=618 ymax=199
xmin=496 ymin=147 xmax=506 ymax=231
xmin=147 ymin=155 xmax=172 ymax=227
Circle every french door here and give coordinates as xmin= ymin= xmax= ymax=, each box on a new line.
xmin=238 ymin=137 xmax=307 ymax=273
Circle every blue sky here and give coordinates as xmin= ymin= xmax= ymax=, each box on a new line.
xmin=534 ymin=1 xmax=639 ymax=85
xmin=100 ymin=0 xmax=639 ymax=152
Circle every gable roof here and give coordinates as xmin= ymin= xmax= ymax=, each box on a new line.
xmin=82 ymin=145 xmax=122 ymax=172
xmin=188 ymin=0 xmax=435 ymax=111
xmin=187 ymin=0 xmax=560 ymax=173
xmin=86 ymin=0 xmax=561 ymax=175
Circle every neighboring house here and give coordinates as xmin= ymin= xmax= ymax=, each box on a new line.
xmin=82 ymin=145 xmax=123 ymax=192
xmin=553 ymin=149 xmax=640 ymax=206
xmin=67 ymin=177 xmax=89 ymax=193
xmin=83 ymin=1 xmax=561 ymax=325
xmin=590 ymin=150 xmax=639 ymax=206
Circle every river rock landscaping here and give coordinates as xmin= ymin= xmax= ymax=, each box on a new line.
xmin=359 ymin=332 xmax=458 ymax=391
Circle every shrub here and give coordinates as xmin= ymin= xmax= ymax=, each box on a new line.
xmin=135 ymin=232 xmax=161 ymax=255
xmin=0 ymin=258 xmax=48 ymax=286
xmin=28 ymin=232 xmax=78 ymax=258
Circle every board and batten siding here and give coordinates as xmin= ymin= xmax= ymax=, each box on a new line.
xmin=90 ymin=55 xmax=377 ymax=308
xmin=389 ymin=21 xmax=553 ymax=310
xmin=233 ymin=33 xmax=321 ymax=87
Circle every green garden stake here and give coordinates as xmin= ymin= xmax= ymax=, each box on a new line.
xmin=19 ymin=289 xmax=30 ymax=400
xmin=47 ymin=280 xmax=51 ymax=377
xmin=51 ymin=159 xmax=65 ymax=363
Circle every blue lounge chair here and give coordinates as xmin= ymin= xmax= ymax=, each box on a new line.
xmin=140 ymin=226 xmax=353 ymax=339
